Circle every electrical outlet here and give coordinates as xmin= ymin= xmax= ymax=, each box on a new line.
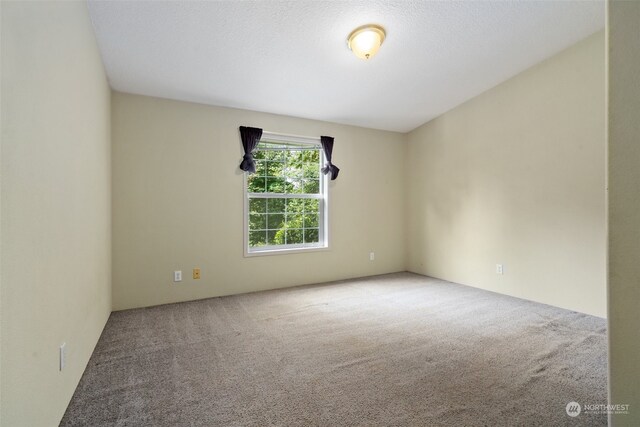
xmin=193 ymin=268 xmax=201 ymax=280
xmin=174 ymin=271 xmax=182 ymax=282
xmin=496 ymin=264 xmax=504 ymax=275
xmin=369 ymin=252 xmax=375 ymax=261
xmin=60 ymin=343 xmax=66 ymax=371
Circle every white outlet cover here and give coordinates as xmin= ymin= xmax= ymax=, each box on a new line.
xmin=174 ymin=271 xmax=182 ymax=282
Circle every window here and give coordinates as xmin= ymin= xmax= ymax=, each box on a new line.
xmin=244 ymin=133 xmax=328 ymax=255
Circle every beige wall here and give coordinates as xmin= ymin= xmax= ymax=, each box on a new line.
xmin=112 ymin=93 xmax=406 ymax=310
xmin=1 ymin=2 xmax=112 ymax=426
xmin=406 ymin=32 xmax=606 ymax=317
xmin=607 ymin=1 xmax=640 ymax=424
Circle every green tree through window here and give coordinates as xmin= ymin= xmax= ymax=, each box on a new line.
xmin=246 ymin=139 xmax=326 ymax=252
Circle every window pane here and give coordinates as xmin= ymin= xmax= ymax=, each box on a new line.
xmin=304 ymin=163 xmax=320 ymax=179
xmin=253 ymin=159 xmax=266 ymax=176
xmin=284 ymin=161 xmax=304 ymax=180
xmin=266 ymin=160 xmax=284 ymax=177
xmin=266 ymin=176 xmax=286 ymax=193
xmin=304 ymin=228 xmax=319 ymax=243
xmin=249 ymin=198 xmax=266 ymax=213
xmin=305 ymin=199 xmax=319 ymax=213
xmin=249 ymin=231 xmax=266 ymax=246
xmin=247 ymin=176 xmax=266 ymax=193
xmin=267 ymin=230 xmax=280 ymax=246
xmin=267 ymin=213 xmax=284 ymax=229
xmin=287 ymin=179 xmax=306 ymax=194
xmin=302 ymin=179 xmax=319 ymax=194
xmin=265 ymin=149 xmax=284 ymax=162
xmin=267 ymin=198 xmax=285 ymax=213
xmin=286 ymin=214 xmax=302 ymax=229
xmin=303 ymin=213 xmax=319 ymax=228
xmin=286 ymin=198 xmax=304 ymax=213
xmin=283 ymin=179 xmax=296 ymax=193
xmin=249 ymin=214 xmax=266 ymax=230
xmin=286 ymin=228 xmax=304 ymax=245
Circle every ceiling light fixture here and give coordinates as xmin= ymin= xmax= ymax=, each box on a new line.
xmin=347 ymin=24 xmax=386 ymax=60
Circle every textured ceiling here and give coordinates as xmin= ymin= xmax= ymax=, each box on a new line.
xmin=87 ymin=0 xmax=604 ymax=133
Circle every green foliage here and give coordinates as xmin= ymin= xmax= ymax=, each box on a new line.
xmin=247 ymin=143 xmax=322 ymax=248
xmin=247 ymin=144 xmax=321 ymax=194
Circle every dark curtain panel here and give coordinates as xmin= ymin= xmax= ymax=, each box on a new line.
xmin=238 ymin=126 xmax=263 ymax=173
xmin=320 ymin=136 xmax=340 ymax=180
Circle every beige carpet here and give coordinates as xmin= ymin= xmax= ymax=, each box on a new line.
xmin=60 ymin=273 xmax=607 ymax=426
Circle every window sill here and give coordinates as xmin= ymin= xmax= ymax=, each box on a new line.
xmin=244 ymin=245 xmax=329 ymax=257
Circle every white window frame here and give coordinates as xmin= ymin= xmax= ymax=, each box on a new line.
xmin=243 ymin=131 xmax=329 ymax=257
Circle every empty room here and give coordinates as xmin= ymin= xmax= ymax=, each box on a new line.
xmin=2 ymin=0 xmax=639 ymax=426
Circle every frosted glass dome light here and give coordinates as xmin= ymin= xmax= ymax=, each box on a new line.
xmin=347 ymin=24 xmax=386 ymax=60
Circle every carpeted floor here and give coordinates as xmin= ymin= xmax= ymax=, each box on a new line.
xmin=60 ymin=273 xmax=607 ymax=426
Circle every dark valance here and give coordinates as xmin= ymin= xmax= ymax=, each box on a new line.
xmin=320 ymin=136 xmax=339 ymax=180
xmin=238 ymin=126 xmax=263 ymax=173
